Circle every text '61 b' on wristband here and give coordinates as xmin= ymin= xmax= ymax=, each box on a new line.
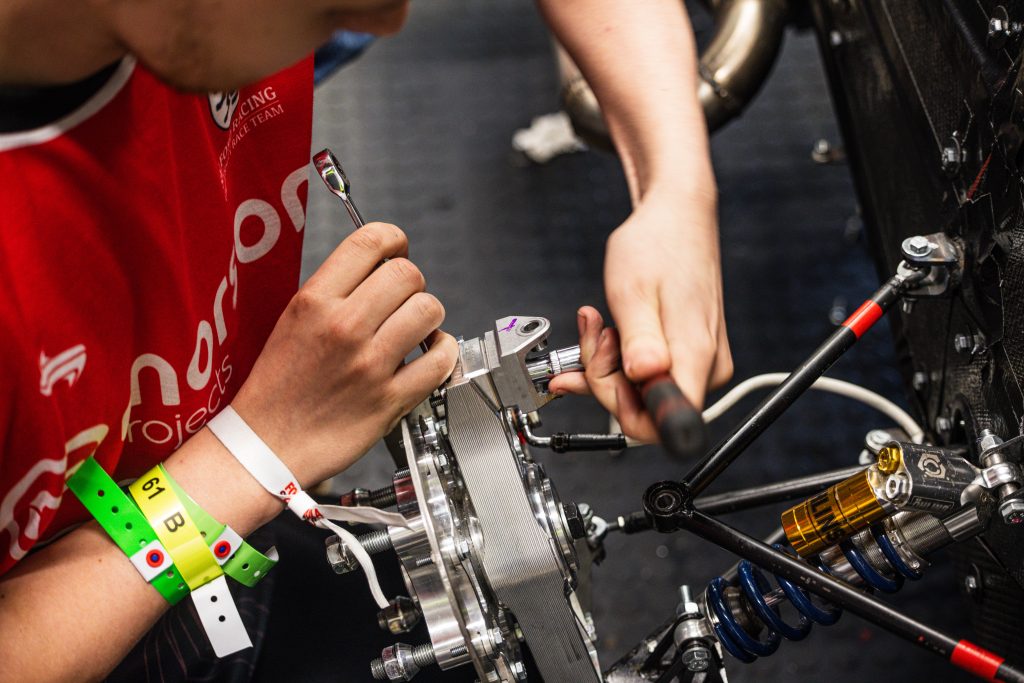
xmin=129 ymin=464 xmax=253 ymax=657
xmin=158 ymin=463 xmax=278 ymax=587
xmin=67 ymin=457 xmax=188 ymax=605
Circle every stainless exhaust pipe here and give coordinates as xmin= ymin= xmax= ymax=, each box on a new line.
xmin=559 ymin=0 xmax=789 ymax=147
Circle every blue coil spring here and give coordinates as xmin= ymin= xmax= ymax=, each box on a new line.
xmin=706 ymin=526 xmax=922 ymax=663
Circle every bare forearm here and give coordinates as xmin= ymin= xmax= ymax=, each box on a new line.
xmin=537 ymin=0 xmax=715 ymax=203
xmin=0 ymin=429 xmax=282 ymax=683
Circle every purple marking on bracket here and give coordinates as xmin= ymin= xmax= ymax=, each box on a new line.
xmin=500 ymin=318 xmax=518 ymax=332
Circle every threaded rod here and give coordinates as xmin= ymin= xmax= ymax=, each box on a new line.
xmin=366 ymin=485 xmax=398 ymax=508
xmin=369 ymin=643 xmax=437 ymax=681
xmin=358 ymin=529 xmax=394 ymax=555
xmin=411 ymin=644 xmax=436 ymax=666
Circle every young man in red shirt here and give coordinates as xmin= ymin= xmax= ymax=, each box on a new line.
xmin=0 ymin=0 xmax=728 ymax=679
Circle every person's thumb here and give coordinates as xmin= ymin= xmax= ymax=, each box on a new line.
xmin=614 ymin=301 xmax=671 ymax=383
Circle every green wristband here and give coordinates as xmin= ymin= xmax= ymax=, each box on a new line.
xmin=158 ymin=465 xmax=277 ymax=587
xmin=67 ymin=458 xmax=189 ymax=605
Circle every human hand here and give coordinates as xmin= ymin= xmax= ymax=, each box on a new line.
xmin=549 ymin=192 xmax=731 ymax=441
xmin=231 ymin=222 xmax=458 ymax=487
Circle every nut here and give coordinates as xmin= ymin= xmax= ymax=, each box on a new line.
xmin=326 ymin=538 xmax=359 ymax=575
xmin=681 ymin=645 xmax=711 ymax=672
xmin=940 ymin=141 xmax=962 ymax=175
xmin=489 ymin=627 xmax=504 ymax=647
xmin=509 ymin=661 xmax=527 ymax=680
xmin=978 ymin=431 xmax=1003 ymax=456
xmin=999 ymin=499 xmax=1024 ymax=525
xmin=381 ymin=643 xmax=419 ymax=682
xmin=562 ymin=503 xmax=587 ymax=540
xmin=339 ymin=487 xmax=371 ymax=507
xmin=954 ymin=334 xmax=973 ymax=354
xmin=378 ymin=596 xmax=421 ymax=635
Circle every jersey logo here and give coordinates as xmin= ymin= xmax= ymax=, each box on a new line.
xmin=208 ymin=91 xmax=239 ymax=130
xmin=39 ymin=344 xmax=87 ymax=396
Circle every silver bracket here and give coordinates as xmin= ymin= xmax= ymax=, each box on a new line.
xmin=898 ymin=232 xmax=963 ymax=298
xmin=961 ymin=461 xmax=1024 ymax=506
xmin=491 ymin=316 xmax=555 ymax=414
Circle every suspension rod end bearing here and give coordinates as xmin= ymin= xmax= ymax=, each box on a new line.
xmin=643 ymin=481 xmax=691 ymax=533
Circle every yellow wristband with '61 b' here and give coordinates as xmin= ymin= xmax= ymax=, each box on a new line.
xmin=128 ymin=465 xmax=253 ymax=657
xmin=129 ymin=467 xmax=222 ymax=590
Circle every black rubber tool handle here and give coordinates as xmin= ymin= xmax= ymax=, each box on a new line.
xmin=640 ymin=373 xmax=707 ymax=459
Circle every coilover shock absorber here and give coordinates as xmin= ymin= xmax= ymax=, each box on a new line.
xmin=703 ymin=506 xmax=986 ymax=663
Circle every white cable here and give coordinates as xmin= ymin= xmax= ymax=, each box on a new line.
xmin=700 ymin=373 xmax=925 ymax=443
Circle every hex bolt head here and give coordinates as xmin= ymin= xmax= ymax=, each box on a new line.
xmin=977 ymin=430 xmax=1003 ymax=456
xmin=509 ymin=661 xmax=527 ymax=681
xmin=562 ymin=503 xmax=587 ymax=540
xmin=999 ymin=499 xmax=1024 ymax=525
xmin=905 ymin=235 xmax=934 ymax=256
xmin=681 ymin=645 xmax=711 ymax=672
xmin=325 ymin=537 xmax=360 ymax=575
xmin=941 ymin=141 xmax=962 ymax=175
xmin=911 ymin=372 xmax=929 ymax=392
xmin=378 ymin=596 xmax=422 ymax=635
xmin=489 ymin=627 xmax=504 ymax=647
xmin=988 ymin=14 xmax=1021 ymax=49
xmin=953 ymin=334 xmax=973 ymax=355
xmin=811 ymin=138 xmax=833 ymax=164
xmin=435 ymin=452 xmax=450 ymax=472
xmin=963 ymin=564 xmax=986 ymax=603
xmin=876 ymin=445 xmax=903 ymax=474
xmin=373 ymin=643 xmax=421 ymax=682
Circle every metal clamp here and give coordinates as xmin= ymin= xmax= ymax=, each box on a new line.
xmin=978 ymin=461 xmax=1023 ymax=489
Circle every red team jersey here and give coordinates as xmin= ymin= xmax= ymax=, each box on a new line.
xmin=0 ymin=57 xmax=313 ymax=576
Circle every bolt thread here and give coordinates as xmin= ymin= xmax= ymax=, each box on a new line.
xmin=367 ymin=485 xmax=398 ymax=508
xmin=449 ymin=644 xmax=468 ymax=658
xmin=412 ymin=644 xmax=437 ymax=667
xmin=358 ymin=529 xmax=394 ymax=555
xmin=370 ymin=658 xmax=387 ymax=680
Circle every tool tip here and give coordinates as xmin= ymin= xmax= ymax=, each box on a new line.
xmin=312 ymin=148 xmax=352 ymax=199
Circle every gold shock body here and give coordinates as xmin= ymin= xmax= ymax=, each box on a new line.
xmin=781 ymin=468 xmax=889 ymax=557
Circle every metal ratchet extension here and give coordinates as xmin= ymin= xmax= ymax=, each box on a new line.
xmin=313 ymin=149 xmax=366 ymax=228
xmin=312 ymin=148 xmax=430 ymax=354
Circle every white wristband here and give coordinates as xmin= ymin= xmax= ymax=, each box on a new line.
xmin=207 ymin=405 xmax=409 ymax=609
xmin=192 ymin=576 xmax=253 ymax=657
